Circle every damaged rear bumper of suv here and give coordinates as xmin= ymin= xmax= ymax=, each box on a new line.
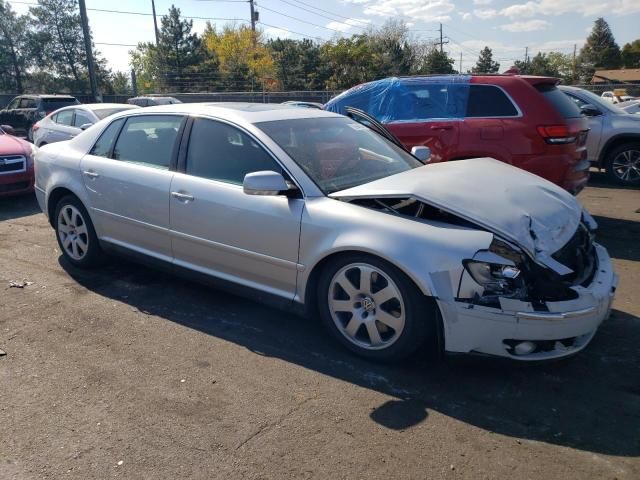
xmin=440 ymin=243 xmax=618 ymax=360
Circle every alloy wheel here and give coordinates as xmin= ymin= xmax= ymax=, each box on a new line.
xmin=57 ymin=204 xmax=89 ymax=261
xmin=328 ymin=263 xmax=406 ymax=350
xmin=611 ymin=149 xmax=640 ymax=183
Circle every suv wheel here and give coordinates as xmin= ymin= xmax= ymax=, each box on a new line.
xmin=54 ymin=195 xmax=103 ymax=267
xmin=27 ymin=124 xmax=34 ymax=143
xmin=606 ymin=143 xmax=640 ymax=186
xmin=317 ymin=254 xmax=440 ymax=362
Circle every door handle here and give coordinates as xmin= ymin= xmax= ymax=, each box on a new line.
xmin=171 ymin=191 xmax=194 ymax=201
xmin=430 ymin=125 xmax=453 ymax=130
xmin=83 ymin=170 xmax=99 ymax=179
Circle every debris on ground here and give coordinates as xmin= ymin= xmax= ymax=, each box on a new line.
xmin=8 ymin=279 xmax=34 ymax=289
xmin=0 ymin=348 xmax=6 ymax=356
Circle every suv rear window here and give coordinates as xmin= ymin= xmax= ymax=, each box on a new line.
xmin=41 ymin=98 xmax=79 ymax=111
xmin=535 ymin=84 xmax=582 ymax=118
xmin=466 ymin=85 xmax=518 ymax=117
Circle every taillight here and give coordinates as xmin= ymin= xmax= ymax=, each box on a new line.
xmin=537 ymin=125 xmax=576 ymax=144
xmin=32 ymin=123 xmax=40 ymax=132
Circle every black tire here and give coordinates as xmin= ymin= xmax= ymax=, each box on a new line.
xmin=317 ymin=253 xmax=441 ymax=362
xmin=605 ymin=142 xmax=640 ymax=186
xmin=26 ymin=124 xmax=34 ymax=143
xmin=54 ymin=195 xmax=104 ymax=268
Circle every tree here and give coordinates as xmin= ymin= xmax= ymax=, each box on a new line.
xmin=473 ymin=46 xmax=500 ymax=74
xmin=365 ymin=19 xmax=414 ymax=78
xmin=268 ymin=38 xmax=327 ymax=90
xmin=579 ymin=17 xmax=621 ymax=80
xmin=415 ymin=48 xmax=456 ymax=74
xmin=621 ymin=40 xmax=640 ymax=68
xmin=29 ymin=0 xmax=89 ymax=90
xmin=110 ymin=71 xmax=131 ymax=94
xmin=204 ymin=24 xmax=275 ymax=91
xmin=0 ymin=0 xmax=29 ymax=92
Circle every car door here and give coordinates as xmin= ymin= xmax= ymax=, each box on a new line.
xmin=383 ymin=82 xmax=462 ymax=163
xmin=80 ymin=114 xmax=185 ymax=261
xmin=48 ymin=109 xmax=78 ymax=143
xmin=169 ymin=117 xmax=304 ymax=299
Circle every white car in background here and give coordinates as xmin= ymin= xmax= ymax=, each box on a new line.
xmin=32 ymin=103 xmax=139 ymax=147
xmin=619 ymin=100 xmax=640 ymax=115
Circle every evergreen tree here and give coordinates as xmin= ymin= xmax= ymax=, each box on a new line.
xmin=621 ymin=40 xmax=640 ymax=68
xmin=416 ymin=48 xmax=456 ymax=74
xmin=0 ymin=0 xmax=29 ymax=92
xmin=473 ymin=46 xmax=500 ymax=74
xmin=579 ymin=18 xmax=622 ymax=71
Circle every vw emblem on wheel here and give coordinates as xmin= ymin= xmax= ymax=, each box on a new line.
xmin=362 ymin=297 xmax=375 ymax=312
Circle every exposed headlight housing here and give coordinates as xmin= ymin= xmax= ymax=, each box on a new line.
xmin=463 ymin=260 xmax=523 ymax=296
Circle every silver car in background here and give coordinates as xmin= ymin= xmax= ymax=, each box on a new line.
xmin=32 ymin=103 xmax=140 ymax=147
xmin=34 ymin=103 xmax=617 ymax=362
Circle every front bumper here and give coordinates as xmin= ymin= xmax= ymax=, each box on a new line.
xmin=440 ymin=243 xmax=617 ymax=361
xmin=0 ymin=171 xmax=34 ymax=197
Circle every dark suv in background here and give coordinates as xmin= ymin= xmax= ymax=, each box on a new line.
xmin=325 ymin=75 xmax=591 ymax=194
xmin=0 ymin=94 xmax=79 ymax=141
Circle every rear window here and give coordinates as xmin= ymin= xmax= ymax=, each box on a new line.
xmin=536 ymin=84 xmax=582 ymax=118
xmin=41 ymin=98 xmax=79 ymax=111
xmin=466 ymin=85 xmax=518 ymax=117
xmin=93 ymin=107 xmax=134 ymax=120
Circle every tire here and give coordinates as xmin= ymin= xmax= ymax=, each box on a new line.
xmin=317 ymin=253 xmax=440 ymax=362
xmin=26 ymin=124 xmax=34 ymax=143
xmin=54 ymin=195 xmax=104 ymax=268
xmin=605 ymin=142 xmax=640 ymax=186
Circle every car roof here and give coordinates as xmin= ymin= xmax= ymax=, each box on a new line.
xmin=20 ymin=94 xmax=77 ymax=99
xmin=109 ymin=102 xmax=342 ymax=124
xmin=51 ymin=103 xmax=139 ymax=114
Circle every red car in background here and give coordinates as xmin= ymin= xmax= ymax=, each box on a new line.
xmin=325 ymin=74 xmax=591 ymax=194
xmin=0 ymin=124 xmax=35 ymax=197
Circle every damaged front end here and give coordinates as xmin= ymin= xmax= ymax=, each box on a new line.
xmin=458 ymin=222 xmax=598 ymax=311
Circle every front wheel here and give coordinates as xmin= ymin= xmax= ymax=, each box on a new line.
xmin=605 ymin=143 xmax=640 ymax=186
xmin=54 ymin=195 xmax=103 ymax=267
xmin=317 ymin=254 xmax=440 ymax=362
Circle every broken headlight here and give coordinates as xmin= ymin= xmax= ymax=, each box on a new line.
xmin=463 ymin=260 xmax=523 ymax=296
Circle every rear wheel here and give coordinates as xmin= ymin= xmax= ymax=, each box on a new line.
xmin=605 ymin=143 xmax=640 ymax=185
xmin=26 ymin=124 xmax=34 ymax=143
xmin=54 ymin=195 xmax=103 ymax=268
xmin=317 ymin=254 xmax=439 ymax=362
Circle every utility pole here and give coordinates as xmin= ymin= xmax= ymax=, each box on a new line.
xmin=131 ymin=69 xmax=138 ymax=97
xmin=249 ymin=0 xmax=256 ymax=32
xmin=151 ymin=0 xmax=160 ymax=45
xmin=524 ymin=46 xmax=529 ymax=66
xmin=572 ymin=44 xmax=577 ymax=83
xmin=439 ymin=23 xmax=443 ymax=53
xmin=459 ymin=52 xmax=463 ymax=73
xmin=78 ymin=0 xmax=98 ymax=102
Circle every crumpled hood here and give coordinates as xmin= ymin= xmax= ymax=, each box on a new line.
xmin=331 ymin=158 xmax=584 ymax=264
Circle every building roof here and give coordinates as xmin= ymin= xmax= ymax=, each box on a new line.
xmin=592 ymin=69 xmax=640 ymax=83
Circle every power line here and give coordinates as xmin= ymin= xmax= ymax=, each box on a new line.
xmin=273 ymin=0 xmax=371 ymax=30
xmin=257 ymin=20 xmax=322 ymax=40
xmin=257 ymin=4 xmax=350 ymax=34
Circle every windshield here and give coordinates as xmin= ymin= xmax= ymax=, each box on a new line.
xmin=257 ymin=117 xmax=423 ymax=194
xmin=569 ymin=88 xmax=626 ymax=114
xmin=93 ymin=107 xmax=137 ymax=120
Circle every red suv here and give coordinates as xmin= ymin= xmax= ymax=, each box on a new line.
xmin=325 ymin=75 xmax=590 ymax=194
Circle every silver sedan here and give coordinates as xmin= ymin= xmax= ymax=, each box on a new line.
xmin=34 ymin=103 xmax=617 ymax=362
xmin=32 ymin=103 xmax=139 ymax=147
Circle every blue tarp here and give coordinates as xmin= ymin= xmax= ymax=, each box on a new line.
xmin=325 ymin=76 xmax=472 ymax=123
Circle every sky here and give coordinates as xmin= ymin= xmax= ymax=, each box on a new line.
xmin=9 ymin=0 xmax=640 ymax=74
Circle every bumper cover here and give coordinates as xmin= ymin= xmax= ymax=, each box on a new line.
xmin=440 ymin=243 xmax=617 ymax=360
xmin=0 ymin=171 xmax=34 ymax=197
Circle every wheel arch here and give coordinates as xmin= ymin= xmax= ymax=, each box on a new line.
xmin=598 ymin=134 xmax=640 ymax=167
xmin=47 ymin=186 xmax=81 ymax=227
xmin=302 ymin=248 xmax=436 ymax=316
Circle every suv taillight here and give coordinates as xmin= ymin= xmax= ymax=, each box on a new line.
xmin=32 ymin=123 xmax=40 ymax=132
xmin=537 ymin=125 xmax=576 ymax=144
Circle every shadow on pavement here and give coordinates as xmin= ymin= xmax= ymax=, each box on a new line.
xmin=60 ymin=255 xmax=640 ymax=458
xmin=592 ymin=215 xmax=640 ymax=262
xmin=588 ymin=170 xmax=640 ymax=190
xmin=0 ymin=193 xmax=40 ymax=221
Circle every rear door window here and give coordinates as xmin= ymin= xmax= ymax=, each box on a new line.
xmin=390 ymin=83 xmax=469 ymax=122
xmin=54 ymin=110 xmax=74 ymax=126
xmin=73 ymin=110 xmax=94 ymax=127
xmin=41 ymin=98 xmax=79 ymax=111
xmin=466 ymin=85 xmax=518 ymax=117
xmin=536 ymin=84 xmax=582 ymax=118
xmin=112 ymin=115 xmax=183 ymax=169
xmin=19 ymin=98 xmax=36 ymax=109
xmin=90 ymin=119 xmax=125 ymax=157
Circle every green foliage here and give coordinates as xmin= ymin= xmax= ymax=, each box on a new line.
xmin=0 ymin=0 xmax=29 ymax=92
xmin=579 ymin=17 xmax=622 ymax=81
xmin=473 ymin=47 xmax=500 ymax=74
xmin=415 ymin=48 xmax=456 ymax=75
xmin=621 ymin=40 xmax=640 ymax=68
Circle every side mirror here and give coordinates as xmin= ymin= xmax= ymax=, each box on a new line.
xmin=580 ymin=104 xmax=602 ymax=117
xmin=411 ymin=146 xmax=431 ymax=162
xmin=243 ymin=170 xmax=289 ymax=196
xmin=80 ymin=123 xmax=94 ymax=131
xmin=1 ymin=124 xmax=16 ymax=135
